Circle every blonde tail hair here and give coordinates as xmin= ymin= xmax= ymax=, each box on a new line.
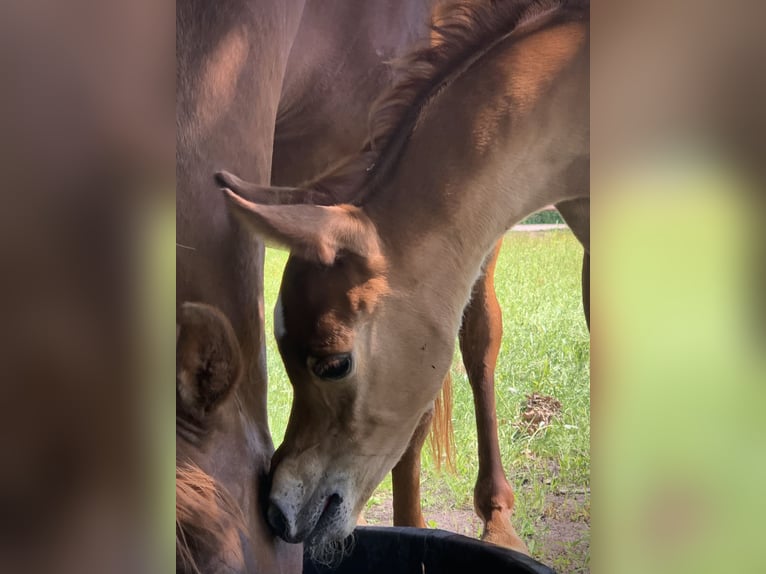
xmin=429 ymin=372 xmax=456 ymax=472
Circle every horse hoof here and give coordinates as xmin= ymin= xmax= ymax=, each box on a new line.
xmin=482 ymin=525 xmax=529 ymax=555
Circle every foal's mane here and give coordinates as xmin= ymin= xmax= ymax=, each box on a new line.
xmin=176 ymin=461 xmax=245 ymax=574
xmin=308 ymin=0 xmax=585 ymax=203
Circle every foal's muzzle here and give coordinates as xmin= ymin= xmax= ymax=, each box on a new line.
xmin=266 ymin=492 xmax=344 ymax=544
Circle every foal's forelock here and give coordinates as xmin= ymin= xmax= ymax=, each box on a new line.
xmin=176 ymin=462 xmax=245 ymax=574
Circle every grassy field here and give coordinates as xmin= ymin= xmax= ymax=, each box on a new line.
xmin=520 ymin=209 xmax=565 ymax=225
xmin=263 ymin=230 xmax=590 ymax=572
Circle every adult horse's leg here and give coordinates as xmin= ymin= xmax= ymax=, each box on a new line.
xmin=459 ymin=240 xmax=528 ymax=553
xmin=555 ymin=197 xmax=590 ymax=328
xmin=391 ymin=408 xmax=433 ymax=527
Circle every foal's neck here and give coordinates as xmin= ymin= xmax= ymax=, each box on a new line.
xmin=366 ymin=16 xmax=588 ymax=313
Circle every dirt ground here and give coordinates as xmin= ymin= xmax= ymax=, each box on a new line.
xmin=363 ymin=489 xmax=590 ymax=574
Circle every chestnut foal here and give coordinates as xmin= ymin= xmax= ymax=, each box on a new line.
xmin=221 ymin=0 xmax=588 ymax=555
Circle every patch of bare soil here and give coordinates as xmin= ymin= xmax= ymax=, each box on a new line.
xmin=536 ymin=492 xmax=590 ymax=573
xmin=363 ymin=490 xmax=589 ymax=574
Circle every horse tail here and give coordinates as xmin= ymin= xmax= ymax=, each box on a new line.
xmin=429 ymin=371 xmax=456 ymax=473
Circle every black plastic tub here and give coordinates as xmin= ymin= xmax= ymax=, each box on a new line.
xmin=303 ymin=526 xmax=556 ymax=574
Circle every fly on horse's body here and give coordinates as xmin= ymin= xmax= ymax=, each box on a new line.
xmin=221 ymin=0 xmax=589 ymax=557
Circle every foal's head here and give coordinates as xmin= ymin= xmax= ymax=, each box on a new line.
xmin=222 ymin=196 xmax=457 ymax=551
xmin=176 ymin=303 xmax=247 ymax=574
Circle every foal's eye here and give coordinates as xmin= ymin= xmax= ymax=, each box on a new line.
xmin=309 ymin=353 xmax=353 ymax=381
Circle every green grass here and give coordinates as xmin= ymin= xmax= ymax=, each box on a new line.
xmin=520 ymin=209 xmax=564 ymax=225
xmin=263 ymin=230 xmax=590 ymax=561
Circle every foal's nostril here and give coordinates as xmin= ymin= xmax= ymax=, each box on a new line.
xmin=266 ymin=499 xmax=290 ymax=540
xmin=325 ymin=492 xmax=342 ymax=513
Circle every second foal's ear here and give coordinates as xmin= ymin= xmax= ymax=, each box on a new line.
xmin=177 ymin=303 xmax=242 ymax=421
xmin=223 ymin=188 xmax=380 ymax=266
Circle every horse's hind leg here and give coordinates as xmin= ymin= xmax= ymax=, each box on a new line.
xmin=555 ymin=197 xmax=590 ymax=328
xmin=391 ymin=407 xmax=432 ymax=527
xmin=460 ymin=240 xmax=528 ymax=553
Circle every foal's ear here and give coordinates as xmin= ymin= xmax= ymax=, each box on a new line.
xmin=223 ymin=188 xmax=379 ymax=265
xmin=216 ymin=170 xmax=336 ymax=206
xmin=177 ymin=303 xmax=242 ymax=421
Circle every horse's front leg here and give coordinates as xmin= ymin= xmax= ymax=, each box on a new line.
xmin=391 ymin=408 xmax=433 ymax=527
xmin=555 ymin=197 xmax=590 ymax=329
xmin=460 ymin=240 xmax=528 ymax=553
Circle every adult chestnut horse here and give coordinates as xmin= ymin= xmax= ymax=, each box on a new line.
xmin=221 ymin=0 xmax=589 ymax=557
xmin=176 ymin=0 xmax=306 ymax=571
